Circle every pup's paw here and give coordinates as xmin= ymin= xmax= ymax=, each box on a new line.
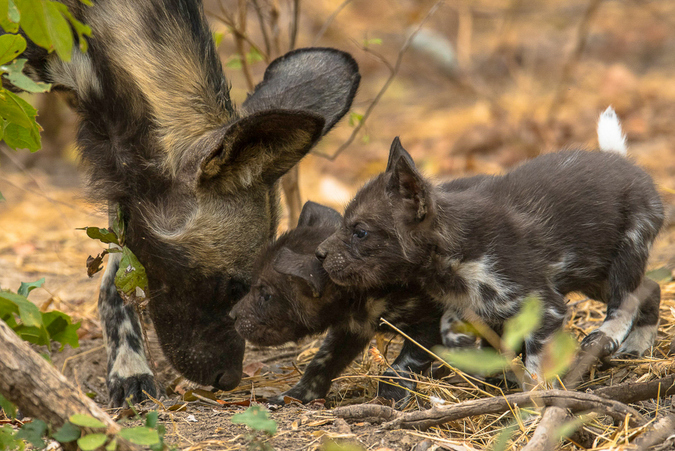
xmin=580 ymin=331 xmax=618 ymax=358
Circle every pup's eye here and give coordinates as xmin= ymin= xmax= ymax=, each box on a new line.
xmin=259 ymin=291 xmax=271 ymax=303
xmin=353 ymin=228 xmax=368 ymax=239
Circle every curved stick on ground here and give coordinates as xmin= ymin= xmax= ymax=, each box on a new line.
xmin=632 ymin=414 xmax=675 ymax=450
xmin=521 ymin=407 xmax=571 ymax=451
xmin=335 ymin=389 xmax=645 ymax=430
xmin=0 ymin=321 xmax=140 ymax=451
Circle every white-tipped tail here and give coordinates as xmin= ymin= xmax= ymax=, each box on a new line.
xmin=597 ymin=106 xmax=627 ymax=155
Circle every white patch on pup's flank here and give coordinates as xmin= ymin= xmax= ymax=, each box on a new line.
xmin=597 ymin=106 xmax=627 ymax=155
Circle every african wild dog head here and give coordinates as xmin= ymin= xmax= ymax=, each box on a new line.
xmin=16 ymin=0 xmax=359 ymax=389
xmin=231 ymin=201 xmax=346 ymax=346
xmin=317 ymin=138 xmax=447 ymax=289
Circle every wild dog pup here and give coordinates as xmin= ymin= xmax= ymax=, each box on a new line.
xmin=317 ymin=110 xmax=663 ymax=385
xmin=231 ymin=201 xmax=452 ymax=406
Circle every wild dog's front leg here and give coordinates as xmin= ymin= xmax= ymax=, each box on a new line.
xmin=269 ymin=329 xmax=371 ymax=405
xmin=378 ymin=322 xmax=441 ymax=407
xmin=99 ymin=250 xmax=158 ymax=407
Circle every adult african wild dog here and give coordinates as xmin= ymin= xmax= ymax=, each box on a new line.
xmin=14 ymin=0 xmax=359 ymax=406
xmin=231 ymin=184 xmax=484 ymax=406
xmin=317 ymin=108 xmax=663 ymax=387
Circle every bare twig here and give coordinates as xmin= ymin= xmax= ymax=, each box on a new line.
xmin=335 ymin=389 xmax=645 ymax=430
xmin=311 ymin=0 xmax=354 ymax=46
xmin=269 ymin=0 xmax=282 ymax=56
xmin=546 ymin=0 xmax=603 ymax=122
xmin=251 ymin=0 xmax=272 ymax=59
xmin=236 ymin=0 xmax=255 ymax=90
xmin=313 ymin=0 xmax=445 ymax=161
xmin=289 ymin=0 xmax=300 ymax=50
xmin=632 ymin=414 xmax=675 ymax=450
xmin=209 ymin=9 xmax=269 ymax=62
xmin=522 ymin=407 xmax=571 ymax=451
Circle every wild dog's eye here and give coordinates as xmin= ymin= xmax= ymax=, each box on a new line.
xmin=353 ymin=228 xmax=368 ymax=239
xmin=259 ymin=291 xmax=271 ymax=303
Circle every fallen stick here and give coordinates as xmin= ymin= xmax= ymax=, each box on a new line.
xmin=0 ymin=320 xmax=140 ymax=451
xmin=632 ymin=414 xmax=675 ymax=450
xmin=335 ymin=389 xmax=644 ymax=430
xmin=521 ymin=407 xmax=571 ymax=451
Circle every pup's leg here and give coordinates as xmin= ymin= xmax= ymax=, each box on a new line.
xmin=99 ymin=250 xmax=157 ymax=407
xmin=269 ymin=329 xmax=372 ymax=405
xmin=378 ymin=322 xmax=441 ymax=407
xmin=617 ymin=278 xmax=660 ymax=356
xmin=523 ymin=291 xmax=567 ymax=388
xmin=440 ymin=310 xmax=476 ymax=348
xmin=580 ymin=278 xmax=657 ymax=358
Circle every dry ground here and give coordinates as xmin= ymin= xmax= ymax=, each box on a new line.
xmin=3 ymin=0 xmax=675 ymax=449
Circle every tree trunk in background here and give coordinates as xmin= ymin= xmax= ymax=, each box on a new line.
xmin=281 ymin=165 xmax=302 ymax=228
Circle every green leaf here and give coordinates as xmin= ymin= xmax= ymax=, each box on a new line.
xmin=52 ymin=422 xmax=81 ymax=443
xmin=13 ymin=0 xmax=73 ymax=60
xmin=0 ymin=0 xmax=20 ymax=33
xmin=13 ymin=324 xmax=49 ymax=346
xmin=0 ymin=33 xmax=25 ymax=65
xmin=0 ymin=189 xmax=4 ymax=201
xmin=0 ymin=89 xmax=34 ymax=128
xmin=646 ymin=266 xmax=672 ymax=283
xmin=145 ymin=411 xmax=158 ymax=429
xmin=117 ymin=427 xmax=160 ymax=446
xmin=79 ymin=227 xmax=119 ymax=245
xmin=77 ymin=433 xmax=107 ymax=451
xmin=541 ymin=331 xmax=578 ymax=382
xmin=502 ymin=295 xmax=542 ymax=353
xmin=105 ymin=438 xmax=117 ymax=451
xmin=1 ymin=59 xmax=51 ymax=92
xmin=69 ymin=414 xmax=106 ymax=429
xmin=231 ymin=405 xmax=277 ymax=435
xmin=0 ymin=90 xmax=41 ymax=151
xmin=212 ymin=31 xmax=223 ymax=49
xmin=246 ymin=47 xmax=263 ymax=64
xmin=43 ymin=310 xmax=80 ymax=350
xmin=435 ymin=347 xmax=510 ymax=376
xmin=224 ymin=55 xmax=242 ymax=69
xmin=363 ymin=38 xmax=382 ymax=47
xmin=16 ymin=419 xmax=47 ymax=449
xmin=0 ymin=290 xmax=42 ymax=327
xmin=0 ymin=393 xmax=17 ymax=419
xmin=348 ymin=111 xmax=363 ymax=127
xmin=0 ymin=424 xmax=24 ymax=451
xmin=115 ymin=246 xmax=148 ymax=296
xmin=17 ymin=277 xmax=44 ymax=297
xmin=52 ymin=2 xmax=91 ymax=53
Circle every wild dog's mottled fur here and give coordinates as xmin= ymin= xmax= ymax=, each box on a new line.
xmin=14 ymin=0 xmax=359 ymax=405
xmin=232 ymin=193 xmax=487 ymax=406
xmin=318 ymin=132 xmax=663 ymax=385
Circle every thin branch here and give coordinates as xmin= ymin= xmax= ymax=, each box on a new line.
xmin=632 ymin=414 xmax=675 ymax=450
xmin=522 ymin=407 xmax=571 ymax=451
xmin=311 ymin=0 xmax=354 ymax=46
xmin=270 ymin=0 xmax=282 ymax=56
xmin=335 ymin=388 xmax=645 ymax=430
xmin=313 ymin=0 xmax=445 ymax=161
xmin=546 ymin=0 xmax=603 ymax=123
xmin=289 ymin=0 xmax=300 ymax=50
xmin=251 ymin=0 xmax=272 ymax=59
xmin=235 ymin=0 xmax=255 ymax=91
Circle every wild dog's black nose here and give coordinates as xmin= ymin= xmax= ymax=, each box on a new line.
xmin=315 ymin=246 xmax=327 ymax=261
xmin=214 ymin=369 xmax=242 ymax=391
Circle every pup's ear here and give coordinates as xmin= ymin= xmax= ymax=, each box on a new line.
xmin=273 ymin=248 xmax=328 ymax=297
xmin=386 ymin=136 xmax=414 ymax=172
xmin=387 ymin=144 xmax=429 ymax=222
xmin=298 ymin=201 xmax=342 ymax=228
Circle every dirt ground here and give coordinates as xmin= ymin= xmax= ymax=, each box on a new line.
xmin=3 ymin=0 xmax=675 ymax=449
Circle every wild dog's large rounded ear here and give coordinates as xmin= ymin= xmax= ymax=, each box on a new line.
xmin=200 ymin=109 xmax=324 ymax=186
xmin=273 ymin=247 xmax=327 ymax=298
xmin=387 ymin=144 xmax=429 ymax=222
xmin=298 ymin=201 xmax=342 ymax=228
xmin=241 ymin=48 xmax=360 ymax=136
xmin=386 ymin=137 xmax=415 ymax=172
